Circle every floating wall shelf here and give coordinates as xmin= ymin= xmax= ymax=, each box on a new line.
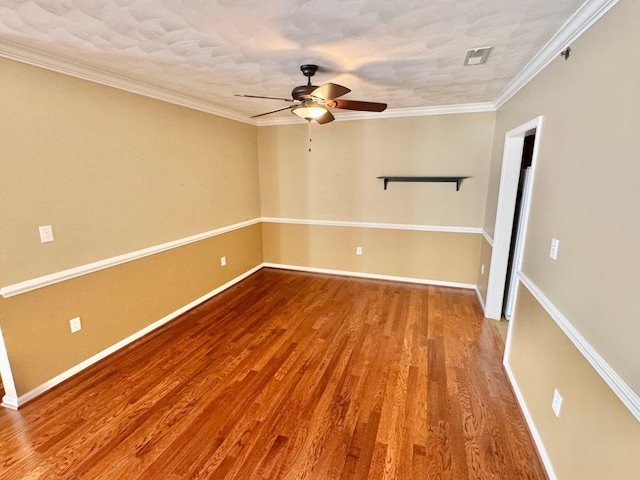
xmin=377 ymin=176 xmax=469 ymax=191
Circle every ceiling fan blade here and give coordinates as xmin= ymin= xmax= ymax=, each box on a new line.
xmin=315 ymin=110 xmax=335 ymax=124
xmin=311 ymin=83 xmax=351 ymax=101
xmin=250 ymin=105 xmax=294 ymax=118
xmin=329 ymin=99 xmax=387 ymax=112
xmin=236 ymin=94 xmax=294 ymax=102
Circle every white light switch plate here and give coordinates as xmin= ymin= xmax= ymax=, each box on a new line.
xmin=549 ymin=238 xmax=559 ymax=260
xmin=70 ymin=317 xmax=82 ymax=333
xmin=39 ymin=225 xmax=54 ymax=243
xmin=220 ymin=256 xmax=226 ymax=266
xmin=356 ymin=246 xmax=362 ymax=255
xmin=552 ymin=389 xmax=563 ymax=417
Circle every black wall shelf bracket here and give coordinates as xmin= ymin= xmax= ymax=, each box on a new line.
xmin=377 ymin=176 xmax=469 ymax=191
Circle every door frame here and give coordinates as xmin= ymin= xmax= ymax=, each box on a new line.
xmin=0 ymin=325 xmax=18 ymax=408
xmin=485 ymin=116 xmax=542 ymax=320
xmin=504 ymin=166 xmax=533 ymax=320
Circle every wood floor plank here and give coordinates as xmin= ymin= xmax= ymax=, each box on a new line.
xmin=0 ymin=268 xmax=547 ymax=479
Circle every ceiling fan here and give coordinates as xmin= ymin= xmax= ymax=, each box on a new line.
xmin=236 ymin=64 xmax=387 ymax=124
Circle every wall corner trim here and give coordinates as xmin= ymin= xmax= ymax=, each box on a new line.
xmin=481 ymin=229 xmax=494 ymax=246
xmin=0 ymin=218 xmax=261 ymax=298
xmin=518 ymin=272 xmax=640 ymax=422
xmin=7 ymin=264 xmax=263 ymax=409
xmin=494 ymin=0 xmax=620 ymax=108
xmin=474 ymin=286 xmax=486 ymax=313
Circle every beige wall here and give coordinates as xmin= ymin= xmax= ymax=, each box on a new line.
xmin=0 ymin=57 xmax=497 ymax=403
xmin=259 ymin=113 xmax=495 ymax=284
xmin=509 ymin=285 xmax=640 ymax=479
xmin=263 ymin=223 xmax=481 ymax=285
xmin=259 ymin=113 xmax=495 ymax=226
xmin=0 ymin=58 xmax=263 ymax=399
xmin=0 ymin=57 xmax=260 ymax=287
xmin=7 ymin=11 xmax=638 ymax=480
xmin=1 ymin=225 xmax=262 ymax=395
xmin=484 ymin=1 xmax=640 ymax=478
xmin=485 ymin=0 xmax=640 ymax=395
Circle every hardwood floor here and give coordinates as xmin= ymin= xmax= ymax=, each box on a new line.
xmin=0 ymin=268 xmax=546 ymax=479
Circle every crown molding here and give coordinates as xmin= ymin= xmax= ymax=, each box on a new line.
xmin=0 ymin=0 xmax=618 ymax=123
xmin=256 ymin=103 xmax=496 ymax=126
xmin=0 ymin=38 xmax=493 ymax=125
xmin=0 ymin=39 xmax=256 ymax=126
xmin=494 ymin=0 xmax=619 ymax=108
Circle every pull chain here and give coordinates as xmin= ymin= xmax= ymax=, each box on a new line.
xmin=308 ymin=120 xmax=312 ymax=152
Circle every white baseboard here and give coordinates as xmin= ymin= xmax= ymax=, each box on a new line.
xmin=0 ymin=401 xmax=18 ymax=410
xmin=263 ymin=263 xmax=476 ymax=290
xmin=5 ymin=264 xmax=262 ymax=409
xmin=3 ymin=262 xmax=475 ymax=408
xmin=503 ymin=361 xmax=557 ymax=480
xmin=474 ymin=286 xmax=487 ymax=313
xmin=262 ymin=217 xmax=482 ymax=234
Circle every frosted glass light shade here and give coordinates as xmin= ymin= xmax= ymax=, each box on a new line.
xmin=292 ymin=105 xmax=327 ymax=120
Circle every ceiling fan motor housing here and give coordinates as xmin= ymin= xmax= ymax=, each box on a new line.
xmin=292 ymin=64 xmax=319 ymax=100
xmin=291 ymin=84 xmax=317 ymax=100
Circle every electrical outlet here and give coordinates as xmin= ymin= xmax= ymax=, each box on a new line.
xmin=551 ymin=389 xmax=563 ymax=417
xmin=481 ymin=264 xmax=485 ymax=275
xmin=356 ymin=246 xmax=362 ymax=256
xmin=220 ymin=256 xmax=226 ymax=267
xmin=550 ymin=238 xmax=559 ymax=260
xmin=39 ymin=225 xmax=54 ymax=243
xmin=70 ymin=317 xmax=82 ymax=333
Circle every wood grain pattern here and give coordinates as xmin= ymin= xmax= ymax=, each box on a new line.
xmin=0 ymin=268 xmax=547 ymax=479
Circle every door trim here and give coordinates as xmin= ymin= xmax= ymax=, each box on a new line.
xmin=504 ymin=166 xmax=533 ymax=320
xmin=485 ymin=116 xmax=542 ymax=320
xmin=0 ymin=325 xmax=18 ymax=409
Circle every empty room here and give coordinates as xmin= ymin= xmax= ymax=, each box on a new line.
xmin=0 ymin=1 xmax=638 ymax=479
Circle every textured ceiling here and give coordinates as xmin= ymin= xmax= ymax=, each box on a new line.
xmin=0 ymin=0 xmax=586 ymax=120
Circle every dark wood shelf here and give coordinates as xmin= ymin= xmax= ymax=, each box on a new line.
xmin=377 ymin=176 xmax=469 ymax=191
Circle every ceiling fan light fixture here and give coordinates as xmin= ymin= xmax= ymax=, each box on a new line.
xmin=240 ymin=64 xmax=387 ymax=124
xmin=292 ymin=104 xmax=327 ymax=120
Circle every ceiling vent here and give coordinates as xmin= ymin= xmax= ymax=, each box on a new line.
xmin=464 ymin=47 xmax=492 ymax=66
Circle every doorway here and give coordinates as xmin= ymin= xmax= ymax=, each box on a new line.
xmin=503 ymin=134 xmax=535 ymax=319
xmin=485 ymin=117 xmax=542 ymax=320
